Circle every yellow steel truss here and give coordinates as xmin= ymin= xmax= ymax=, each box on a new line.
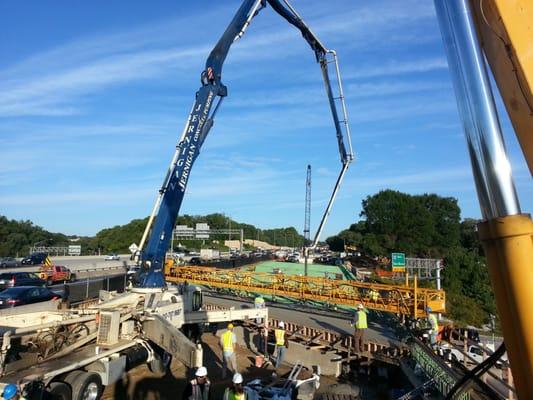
xmin=165 ymin=266 xmax=445 ymax=317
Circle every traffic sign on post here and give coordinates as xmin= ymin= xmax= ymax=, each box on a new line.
xmin=392 ymin=252 xmax=406 ymax=272
xmin=129 ymin=243 xmax=139 ymax=254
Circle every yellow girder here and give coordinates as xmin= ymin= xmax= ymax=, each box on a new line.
xmin=165 ymin=265 xmax=445 ymax=317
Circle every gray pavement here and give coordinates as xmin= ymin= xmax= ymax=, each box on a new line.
xmin=203 ymin=293 xmax=402 ymax=347
xmin=2 ymin=255 xmax=129 ymax=274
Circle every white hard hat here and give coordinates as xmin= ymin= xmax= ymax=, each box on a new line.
xmin=278 ymin=321 xmax=285 ymax=328
xmin=195 ymin=366 xmax=208 ymax=377
xmin=233 ymin=373 xmax=243 ymax=384
xmin=357 ymin=304 xmax=364 ymax=309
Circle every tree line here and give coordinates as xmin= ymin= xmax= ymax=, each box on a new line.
xmin=0 ymin=213 xmax=304 ymax=256
xmin=0 ymin=216 xmax=69 ymax=257
xmin=325 ymin=190 xmax=495 ymax=327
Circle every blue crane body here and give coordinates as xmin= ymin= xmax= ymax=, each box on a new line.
xmin=141 ymin=0 xmax=353 ymax=287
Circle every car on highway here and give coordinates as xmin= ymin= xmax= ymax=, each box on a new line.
xmin=0 ymin=272 xmax=47 ymax=290
xmin=189 ymin=256 xmax=202 ymax=265
xmin=0 ymin=257 xmax=21 ymax=268
xmin=0 ymin=286 xmax=59 ymax=308
xmin=104 ymin=253 xmax=120 ymax=261
xmin=20 ymin=252 xmax=48 ymax=265
xmin=286 ymin=254 xmax=300 ymax=263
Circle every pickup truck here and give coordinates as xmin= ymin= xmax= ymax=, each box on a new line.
xmin=39 ymin=265 xmax=76 ymax=285
xmin=441 ymin=342 xmax=507 ymax=368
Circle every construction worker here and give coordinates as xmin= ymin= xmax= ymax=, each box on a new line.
xmin=427 ymin=306 xmax=438 ymax=348
xmin=368 ymin=288 xmax=379 ymax=302
xmin=220 ymin=323 xmax=238 ymax=379
xmin=351 ymin=304 xmax=368 ymax=353
xmin=259 ymin=322 xmax=269 ymax=357
xmin=223 ymin=373 xmax=247 ymax=400
xmin=182 ymin=366 xmax=211 ymax=400
xmin=274 ymin=321 xmax=288 ymax=369
xmin=254 ymin=295 xmax=265 ymax=323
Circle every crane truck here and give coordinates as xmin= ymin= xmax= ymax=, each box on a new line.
xmin=1 ymin=0 xmax=530 ymax=399
xmin=0 ymin=1 xmax=354 ymax=399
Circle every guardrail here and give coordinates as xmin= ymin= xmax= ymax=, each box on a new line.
xmin=75 ymin=265 xmax=126 ymax=273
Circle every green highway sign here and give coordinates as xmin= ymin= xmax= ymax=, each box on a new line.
xmin=392 ymin=252 xmax=406 ymax=272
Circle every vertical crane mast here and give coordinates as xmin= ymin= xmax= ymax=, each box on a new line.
xmin=304 ymin=165 xmax=311 ymax=246
xmin=304 ymin=164 xmax=312 ymax=276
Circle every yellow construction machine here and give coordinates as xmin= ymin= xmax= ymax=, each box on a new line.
xmin=434 ymin=1 xmax=532 ymax=399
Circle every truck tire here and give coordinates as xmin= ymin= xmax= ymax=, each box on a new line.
xmin=64 ymin=371 xmax=102 ymax=400
xmin=70 ymin=274 xmax=76 ymax=282
xmin=46 ymin=382 xmax=71 ymax=400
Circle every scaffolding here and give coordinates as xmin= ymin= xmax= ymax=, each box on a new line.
xmin=165 ymin=266 xmax=445 ymax=317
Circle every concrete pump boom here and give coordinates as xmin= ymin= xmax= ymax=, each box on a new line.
xmin=137 ymin=0 xmax=354 ymax=287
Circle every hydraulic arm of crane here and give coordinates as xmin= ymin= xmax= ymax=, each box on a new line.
xmin=137 ymin=0 xmax=354 ymax=287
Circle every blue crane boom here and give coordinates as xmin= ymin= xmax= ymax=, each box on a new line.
xmin=139 ymin=0 xmax=354 ymax=287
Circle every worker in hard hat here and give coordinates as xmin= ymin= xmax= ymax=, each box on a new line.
xmin=223 ymin=373 xmax=248 ymax=400
xmin=220 ymin=323 xmax=238 ymax=380
xmin=426 ymin=306 xmax=438 ymax=348
xmin=1 ymin=384 xmax=20 ymax=400
xmin=274 ymin=321 xmax=288 ymax=369
xmin=182 ymin=366 xmax=211 ymax=400
xmin=351 ymin=304 xmax=368 ymax=353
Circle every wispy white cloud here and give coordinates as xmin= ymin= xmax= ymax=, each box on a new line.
xmin=225 ymin=79 xmax=448 ymax=109
xmin=0 ymin=0 xmax=438 ymax=118
xmin=0 ymin=186 xmax=153 ymax=207
xmin=349 ymin=166 xmax=472 ymax=190
xmin=345 ymin=58 xmax=448 ymax=80
xmin=0 ymin=46 xmax=209 ymax=116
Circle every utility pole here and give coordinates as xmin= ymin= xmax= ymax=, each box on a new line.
xmin=304 ymin=165 xmax=311 ymax=276
xmin=171 ymin=226 xmax=174 ymax=254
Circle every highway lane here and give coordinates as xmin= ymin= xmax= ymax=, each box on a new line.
xmin=1 ymin=255 xmax=130 ymax=273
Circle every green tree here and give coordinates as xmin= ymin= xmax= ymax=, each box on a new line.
xmin=359 ymin=190 xmax=460 ymax=257
xmin=326 ymin=190 xmax=494 ymax=327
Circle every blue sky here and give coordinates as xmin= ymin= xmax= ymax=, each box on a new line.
xmin=0 ymin=0 xmax=531 ymax=238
